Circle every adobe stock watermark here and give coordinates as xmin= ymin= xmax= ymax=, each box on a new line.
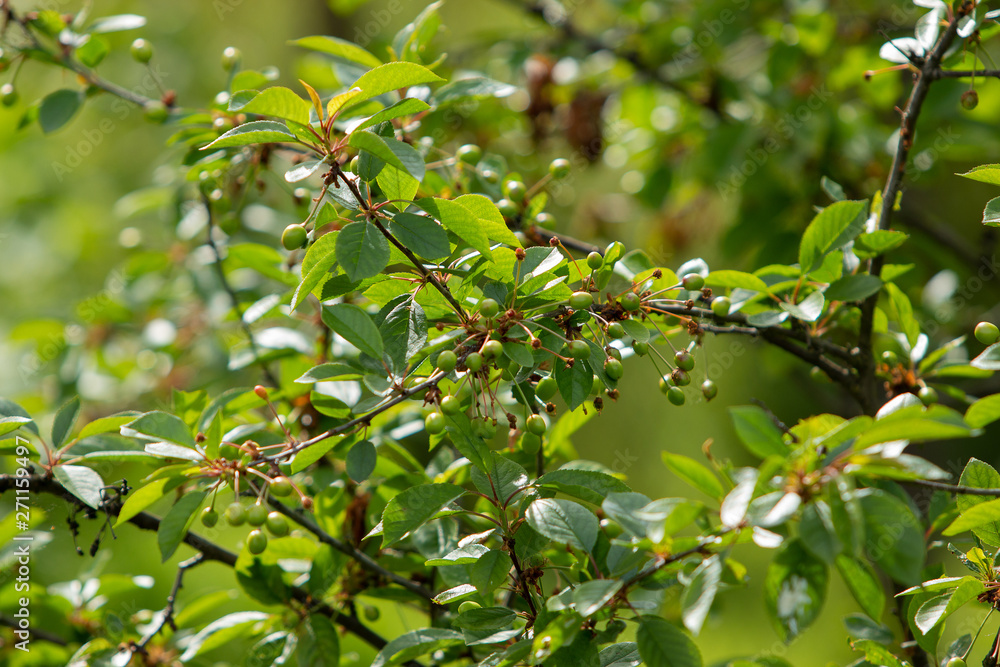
xmin=51 ymin=66 xmax=168 ymax=182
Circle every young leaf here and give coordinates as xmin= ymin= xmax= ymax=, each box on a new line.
xmin=835 ymin=555 xmax=885 ymax=621
xmin=369 ymin=629 xmax=463 ymax=667
xmin=525 ymin=498 xmax=598 ymax=552
xmin=380 ymin=483 xmax=465 ymax=547
xmin=122 ymin=411 xmax=196 ymax=448
xmin=321 ymin=303 xmax=385 ymax=360
xmin=377 ymin=165 xmax=420 ymax=212
xmin=51 ymin=395 xmax=81 ymax=448
xmin=290 ymin=35 xmax=382 ymax=68
xmin=415 ymin=197 xmax=493 ymax=259
xmin=798 ymin=199 xmax=868 ymax=273
xmin=661 ymin=452 xmax=724 ymax=500
xmin=53 ymin=465 xmax=105 ymax=509
xmin=348 ymin=130 xmax=425 ymax=181
xmin=681 ymin=556 xmax=722 ymax=635
xmin=350 ymin=62 xmax=445 ymax=105
xmin=158 ymin=490 xmax=206 ymax=562
xmin=957 ymin=163 xmax=1000 ymax=186
xmin=764 ymin=539 xmax=829 ymax=641
xmin=352 ymin=98 xmax=431 ymax=133
xmin=201 ymin=120 xmax=296 ymax=150
xmin=728 ymin=406 xmax=786 ymax=458
xmin=335 ymin=220 xmax=391 ymax=282
xmin=637 ymin=616 xmax=702 ymax=667
xmin=38 ymin=89 xmax=82 ymax=134
xmin=228 ymin=86 xmax=312 ymax=125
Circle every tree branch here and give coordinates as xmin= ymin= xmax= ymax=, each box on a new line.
xmin=903 ymin=478 xmax=1000 ymax=496
xmin=135 ymin=553 xmax=205 ymax=653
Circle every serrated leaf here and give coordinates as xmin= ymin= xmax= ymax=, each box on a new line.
xmin=122 ymin=411 xmax=196 ymax=448
xmin=377 ymin=165 xmax=420 ymax=212
xmin=381 ymin=483 xmax=465 ymax=547
xmin=681 ymin=556 xmax=721 ymax=635
xmin=574 ymin=579 xmax=623 ymax=617
xmin=858 ymin=488 xmax=924 ymax=584
xmin=525 ymin=498 xmax=598 ymax=552
xmin=39 ymin=89 xmax=82 ymax=134
xmin=957 ymin=163 xmax=1000 ymax=186
xmin=764 ymin=540 xmax=828 ymax=641
xmin=966 ymin=394 xmax=1000 ymax=429
xmin=433 ymin=77 xmax=517 ymax=106
xmin=228 ymin=86 xmax=311 ymax=125
xmin=836 ymin=555 xmax=885 ymax=620
xmin=348 ymin=130 xmax=425 ymax=181
xmin=662 ymin=452 xmax=723 ymax=500
xmin=825 ymin=274 xmax=883 ymax=302
xmin=416 ymin=197 xmax=493 ymax=259
xmin=636 ymin=616 xmax=702 ymax=667
xmin=728 ymin=406 xmax=786 ymax=458
xmin=379 ymin=298 xmax=427 ymax=374
xmin=705 ymin=270 xmax=767 ymax=292
xmin=799 ymin=199 xmax=868 ymax=273
xmin=178 ymin=611 xmax=270 ymax=661
xmin=972 ymin=343 xmax=1000 ymax=370
xmin=779 ymin=290 xmax=825 ymax=322
xmin=388 ymin=212 xmax=450 ymax=260
xmin=884 ymin=282 xmax=919 ymax=347
xmin=158 ymin=491 xmax=206 ymax=562
xmin=370 ymin=628 xmax=463 ymax=667
xmin=53 ymin=465 xmax=105 ymax=509
xmin=555 ymin=360 xmax=592 ymax=411
xmin=472 ymin=452 xmax=529 ymax=504
xmin=291 ymin=35 xmax=382 ymax=68
xmin=335 ymin=220 xmax=390 ymax=282
xmin=454 ymin=194 xmax=521 ymax=248
xmin=202 ymin=120 xmax=296 ymax=150
xmin=51 ymin=395 xmax=81 ymax=448
xmin=115 ymin=478 xmax=172 ymax=527
xmin=346 ymin=440 xmax=377 ymax=483
xmin=322 ymin=303 xmax=384 ymax=359
xmin=350 ymin=62 xmax=445 ymax=105
xmin=353 ymin=98 xmax=431 ymax=133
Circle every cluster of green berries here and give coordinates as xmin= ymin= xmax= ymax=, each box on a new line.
xmin=199 ymin=475 xmax=295 ymax=555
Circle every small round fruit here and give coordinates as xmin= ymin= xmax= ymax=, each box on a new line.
xmin=590 ymin=375 xmax=604 ymax=396
xmin=711 ymin=296 xmax=731 ymax=317
xmin=247 ymin=529 xmax=268 ymax=555
xmin=672 ymin=369 xmax=691 ymax=386
xmin=521 ymin=433 xmax=542 ymax=454
xmin=456 ymin=144 xmax=482 ymax=165
xmin=200 ymin=507 xmax=219 ymax=527
xmin=659 ymin=376 xmax=670 ymax=394
xmin=363 ymin=606 xmax=380 ymax=621
xmin=608 ymin=346 xmax=622 ymax=360
xmin=144 ymin=101 xmax=168 ymax=123
xmin=568 ymin=340 xmax=591 ymax=360
xmin=502 ymin=179 xmax=527 ymax=201
xmin=225 ymin=502 xmax=247 ymax=526
xmin=620 ymin=292 xmax=641 ymax=312
xmin=667 ymin=387 xmax=686 ymax=406
xmin=961 ymin=90 xmax=979 ymax=111
xmin=587 ymin=252 xmax=603 ymax=270
xmin=633 ymin=341 xmax=649 ymax=356
xmin=349 ymin=155 xmax=360 ymax=174
xmin=266 ymin=512 xmax=290 ymax=537
xmin=247 ymin=503 xmax=268 ymax=526
xmin=281 ymin=224 xmax=307 ymax=250
xmin=458 ymin=600 xmax=481 ymax=613
xmin=476 ymin=419 xmax=497 ymax=439
xmin=479 ymin=168 xmax=500 ymax=184
xmin=701 ymin=379 xmax=718 ymax=401
xmin=549 ymin=158 xmax=571 ymax=180
xmin=482 ymin=339 xmax=504 ymax=360
xmin=496 ymin=198 xmax=517 ymax=217
xmin=436 ymin=350 xmax=458 ymax=373
xmin=535 ymin=376 xmax=558 ymax=401
xmin=425 ymin=411 xmax=446 ymax=434
xmin=674 ymin=349 xmax=695 ymax=371
xmin=569 ymin=291 xmax=593 ymax=310
xmin=918 ymin=386 xmax=939 ymax=406
xmin=130 ymin=38 xmax=153 ymax=63
xmin=465 ymin=352 xmax=484 ymax=372
xmin=946 ymin=657 xmax=967 ymax=667
xmin=534 ymin=212 xmax=555 ymax=229
xmin=221 ymin=46 xmax=242 ymax=71
xmin=600 ymin=518 xmax=623 ymax=538
xmin=526 ymin=414 xmax=547 ymax=435
xmin=440 ymin=395 xmax=461 ymax=415
xmin=880 ymin=350 xmax=899 ymax=366
xmin=975 ymin=321 xmax=1000 ymax=345
xmin=479 ymin=298 xmax=500 ymax=318
xmin=682 ymin=273 xmax=704 ymax=291
xmin=270 ymin=476 xmax=293 ymax=497
xmin=604 ymin=358 xmax=624 ymax=380
xmin=1 ymin=83 xmax=18 ymax=107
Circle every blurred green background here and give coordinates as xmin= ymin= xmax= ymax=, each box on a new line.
xmin=4 ymin=0 xmax=1000 ymax=664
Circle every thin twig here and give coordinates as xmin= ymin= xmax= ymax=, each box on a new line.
xmin=903 ymin=478 xmax=1000 ymax=496
xmin=930 ymin=68 xmax=1000 ymax=79
xmin=135 ymin=553 xmax=205 ymax=652
xmin=0 ymin=614 xmax=67 ymax=646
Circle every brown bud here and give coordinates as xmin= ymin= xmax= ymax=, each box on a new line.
xmin=548 ymin=237 xmax=559 ymax=247
xmin=515 ymin=247 xmax=526 ymax=261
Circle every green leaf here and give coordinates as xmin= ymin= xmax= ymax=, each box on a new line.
xmin=381 ymin=483 xmax=465 ymax=547
xmin=982 ymin=196 xmax=1000 ymax=226
xmin=858 ymin=489 xmax=924 ymax=584
xmin=453 ymin=606 xmax=517 ymax=630
xmin=849 ymin=640 xmax=909 ymax=667
xmin=377 ymin=165 xmax=420 ymax=212
xmin=965 ymin=394 xmax=1000 ymax=428
xmin=228 ymin=86 xmax=312 ymax=125
xmin=379 ymin=298 xmax=427 ymax=374
xmin=957 ymin=163 xmax=1000 ymax=186
xmin=158 ymin=491 xmax=206 ymax=562
xmin=388 ymin=212 xmax=450 ymax=260
xmin=201 ymin=120 xmax=296 ymax=150
xmin=535 ymin=469 xmax=631 ymax=505
xmin=39 ymin=89 xmax=82 ymax=134
xmin=705 ymin=270 xmax=767 ymax=292
xmin=115 ymin=478 xmax=172 ymax=527
xmin=884 ymin=282 xmax=919 ymax=347
xmin=370 ymin=628 xmax=463 ymax=667
xmin=525 ymin=498 xmax=598 ymax=552
xmin=321 ymin=303 xmax=385 ymax=360
xmin=424 ymin=544 xmax=489 ymax=566
xmin=574 ymin=579 xmax=623 ymax=617
xmin=835 ymin=555 xmax=885 ymax=620
xmin=799 ymin=501 xmax=842 ymax=564
xmin=51 ymin=395 xmax=81 ymax=448
xmin=53 ymin=465 xmax=105 ymax=509
xmin=76 ymin=35 xmax=109 ymax=67
xmin=348 ymin=130 xmax=425 ymax=181
xmin=122 ymin=411 xmax=196 ymax=448
xmin=662 ymin=452 xmax=724 ymax=500
xmin=0 ymin=416 xmax=32 ymax=438
xmin=178 ymin=611 xmax=270 ymax=661
xmin=290 ymin=35 xmax=382 ymax=69
xmin=914 ymin=578 xmax=984 ymax=634
xmin=555 ymin=359 xmax=593 ymax=411
xmin=824 ymin=274 xmax=883 ymax=302
xmin=335 ymin=220 xmax=391 ymax=282
xmin=636 ymin=616 xmax=702 ymax=667
xmin=432 ymin=77 xmax=517 ymax=106
xmin=416 ymin=197 xmax=493 ymax=259
xmin=87 ymin=14 xmax=146 ymax=33
xmin=346 ymin=440 xmax=377 ymax=483
xmin=291 ymin=436 xmax=342 ymax=474
xmin=728 ymin=406 xmax=787 ymax=458
xmin=853 ymin=230 xmax=909 ymax=257
xmin=944 ymin=496 xmax=1000 ymax=537
xmin=681 ymin=556 xmax=722 ymax=635
xmin=444 ymin=413 xmax=491 ymax=474
xmin=77 ymin=412 xmax=140 ymax=441
xmin=353 ymin=98 xmax=431 ymax=133
xmin=779 ymin=290 xmax=825 ymax=322
xmin=764 ymin=540 xmax=829 ymax=641
xmin=472 ymin=452 xmax=529 ymax=504
xmin=471 ymin=550 xmax=512 ymax=596
xmin=798 ymin=199 xmax=868 ymax=273
xmin=955 ymin=458 xmax=1000 ymax=548
xmin=0 ymin=398 xmax=37 ymax=435
xmin=972 ymin=343 xmax=1000 ymax=370
xmin=295 ymin=363 xmax=364 ymax=383
xmin=350 ymin=62 xmax=445 ymax=105
xmin=454 ymin=194 xmax=521 ymax=248
xmin=853 ymin=405 xmax=970 ymax=448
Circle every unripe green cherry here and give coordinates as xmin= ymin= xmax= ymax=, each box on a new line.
xmin=200 ymin=507 xmax=219 ymax=527
xmin=270 ymin=476 xmax=293 ymax=497
xmin=682 ymin=273 xmax=704 ymax=291
xmin=281 ymin=224 xmax=307 ymax=250
xmin=961 ymin=90 xmax=979 ymax=111
xmin=221 ymin=46 xmax=242 ymax=71
xmin=476 ymin=419 xmax=497 ymax=439
xmin=130 ymin=38 xmax=153 ymax=63
xmin=880 ymin=350 xmax=899 ymax=366
xmin=590 ymin=375 xmax=604 ymax=396
xmin=534 ymin=212 xmax=555 ymax=229
xmin=521 ymin=432 xmax=542 ymax=454
xmin=569 ymin=291 xmax=593 ymax=310
xmin=607 ymin=322 xmax=625 ymax=339
xmin=659 ymin=376 xmax=670 ymax=394
xmin=918 ymin=386 xmax=939 ymax=406
xmin=247 ymin=529 xmax=268 ymax=555
xmin=667 ymin=386 xmax=685 ymax=406
xmin=363 ymin=606 xmax=380 ymax=621
xmin=349 ymin=155 xmax=360 ymax=174
xmin=436 ymin=349 xmax=458 ymax=373
xmin=479 ymin=298 xmax=500 ymax=318
xmin=701 ymin=379 xmax=718 ymax=401
xmin=456 ymin=144 xmax=482 ymax=165
xmin=711 ymin=296 xmax=731 ymax=317
xmin=458 ymin=600 xmax=481 ymax=613
xmin=440 ymin=395 xmax=461 ymax=415
xmin=225 ymin=502 xmax=247 ymax=526
xmin=633 ymin=341 xmax=649 ymax=356
xmin=549 ymin=158 xmax=571 ymax=180
xmin=604 ymin=358 xmax=624 ymax=380
xmin=425 ymin=411 xmax=446 ymax=434
xmin=535 ymin=376 xmax=558 ymax=401
xmin=247 ymin=503 xmax=268 ymax=526
xmin=496 ymin=198 xmax=517 ymax=217
xmin=945 ymin=657 xmax=967 ymax=667
xmin=587 ymin=252 xmax=604 ymax=270
xmin=1 ymin=83 xmax=18 ymax=107
xmin=465 ymin=352 xmax=484 ymax=372
xmin=674 ymin=349 xmax=695 ymax=371
xmin=568 ymin=340 xmax=591 ymax=360
xmin=600 ymin=518 xmax=623 ymax=539
xmin=482 ymin=339 xmax=503 ymax=360
xmin=480 ymin=168 xmax=500 ymax=184
xmin=620 ymin=292 xmax=641 ymax=312
xmin=526 ymin=414 xmax=547 ymax=435
xmin=672 ymin=369 xmax=691 ymax=386
xmin=975 ymin=321 xmax=1000 ymax=345
xmin=266 ymin=512 xmax=290 ymax=537
xmin=144 ymin=101 xmax=168 ymax=124
xmin=502 ymin=179 xmax=527 ymax=201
